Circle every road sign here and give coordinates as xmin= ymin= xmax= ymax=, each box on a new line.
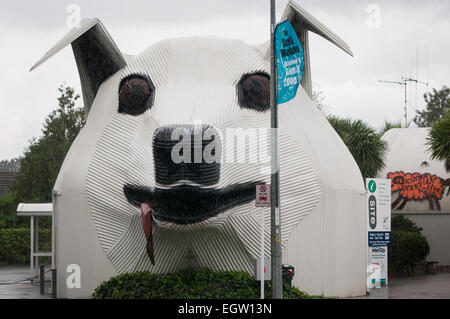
xmin=255 ymin=258 xmax=271 ymax=281
xmin=366 ymin=178 xmax=391 ymax=291
xmin=256 ymin=184 xmax=270 ymax=299
xmin=256 ymin=184 xmax=271 ymax=207
xmin=366 ymin=179 xmax=391 ymax=232
xmin=368 ymin=246 xmax=388 ymax=288
xmin=368 ymin=231 xmax=391 ymax=247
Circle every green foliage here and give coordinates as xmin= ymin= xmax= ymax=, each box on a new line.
xmin=426 ymin=109 xmax=450 ymax=172
xmin=380 ymin=120 xmax=402 ymax=136
xmin=389 ymin=215 xmax=430 ymax=276
xmin=388 ymin=231 xmax=430 ymax=276
xmin=10 ymin=85 xmax=85 ymax=203
xmin=0 ymin=158 xmax=20 ymax=173
xmin=413 ymin=86 xmax=449 ymax=127
xmin=0 ymin=194 xmax=28 ymax=228
xmin=92 ymin=269 xmax=316 ymax=299
xmin=327 ymin=116 xmax=387 ymax=179
xmin=391 ymin=214 xmax=423 ymax=233
xmin=0 ymin=228 xmax=51 ymax=265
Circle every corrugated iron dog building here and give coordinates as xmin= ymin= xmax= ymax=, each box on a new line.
xmin=32 ymin=1 xmax=367 ymax=298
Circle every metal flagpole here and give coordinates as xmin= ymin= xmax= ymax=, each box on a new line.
xmin=270 ymin=0 xmax=283 ymax=299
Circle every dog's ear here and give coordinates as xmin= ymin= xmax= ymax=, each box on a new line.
xmin=31 ymin=18 xmax=127 ymax=118
xmin=261 ymin=0 xmax=353 ymax=98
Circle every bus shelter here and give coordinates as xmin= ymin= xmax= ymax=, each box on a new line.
xmin=16 ymin=203 xmax=53 ymax=278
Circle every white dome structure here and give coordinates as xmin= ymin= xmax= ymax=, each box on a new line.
xmin=379 ymin=128 xmax=450 ymax=268
xmin=32 ymin=1 xmax=367 ymax=298
xmin=379 ymin=128 xmax=450 ymax=212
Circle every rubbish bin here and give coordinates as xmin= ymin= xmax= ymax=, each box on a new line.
xmin=282 ymin=264 xmax=295 ymax=287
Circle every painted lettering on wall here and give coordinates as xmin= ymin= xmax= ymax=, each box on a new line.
xmin=387 ymin=171 xmax=446 ymax=211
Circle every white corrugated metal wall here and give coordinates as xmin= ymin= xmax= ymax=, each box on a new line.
xmin=394 ymin=212 xmax=450 ymax=266
xmin=380 ymin=128 xmax=450 ymax=268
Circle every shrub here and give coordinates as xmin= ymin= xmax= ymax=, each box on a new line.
xmin=391 ymin=215 xmax=423 ymax=233
xmin=0 ymin=194 xmax=29 ymax=228
xmin=389 ymin=216 xmax=430 ymax=276
xmin=92 ymin=269 xmax=315 ymax=299
xmin=0 ymin=228 xmax=51 ymax=265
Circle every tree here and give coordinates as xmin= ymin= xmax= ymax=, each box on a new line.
xmin=0 ymin=158 xmax=20 ymax=172
xmin=413 ymin=86 xmax=449 ymax=127
xmin=0 ymin=194 xmax=28 ymax=228
xmin=328 ymin=116 xmax=387 ymax=180
xmin=11 ymin=85 xmax=85 ymax=203
xmin=426 ymin=109 xmax=450 ymax=172
xmin=380 ymin=120 xmax=402 ymax=136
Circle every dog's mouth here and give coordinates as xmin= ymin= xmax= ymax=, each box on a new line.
xmin=124 ymin=183 xmax=259 ymax=265
xmin=124 ymin=182 xmax=259 ymax=225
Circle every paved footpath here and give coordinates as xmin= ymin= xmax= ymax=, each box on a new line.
xmin=1 ymin=266 xmax=450 ymax=299
xmin=0 ymin=266 xmax=51 ymax=299
xmin=356 ymin=273 xmax=450 ymax=299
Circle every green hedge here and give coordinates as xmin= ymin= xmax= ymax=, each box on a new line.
xmin=389 ymin=215 xmax=430 ymax=276
xmin=389 ymin=230 xmax=430 ymax=276
xmin=391 ymin=214 xmax=423 ymax=233
xmin=92 ymin=269 xmax=317 ymax=299
xmin=0 ymin=228 xmax=51 ymax=265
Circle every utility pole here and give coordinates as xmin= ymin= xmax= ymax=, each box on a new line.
xmin=378 ymin=76 xmax=428 ymax=128
xmin=270 ymin=0 xmax=283 ymax=299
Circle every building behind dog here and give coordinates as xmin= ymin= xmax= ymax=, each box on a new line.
xmin=378 ymin=128 xmax=450 ymax=272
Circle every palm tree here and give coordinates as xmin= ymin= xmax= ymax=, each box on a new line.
xmin=328 ymin=116 xmax=387 ymax=180
xmin=426 ymin=110 xmax=450 ymax=172
xmin=380 ymin=120 xmax=402 ymax=135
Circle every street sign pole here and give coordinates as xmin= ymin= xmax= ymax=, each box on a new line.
xmin=256 ymin=184 xmax=271 ymax=299
xmin=270 ymin=0 xmax=283 ymax=299
xmin=260 ymin=206 xmax=265 ymax=299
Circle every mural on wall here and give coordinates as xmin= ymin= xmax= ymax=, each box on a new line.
xmin=388 ymin=171 xmax=449 ymax=211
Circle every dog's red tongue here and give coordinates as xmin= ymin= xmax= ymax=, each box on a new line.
xmin=141 ymin=203 xmax=155 ymax=265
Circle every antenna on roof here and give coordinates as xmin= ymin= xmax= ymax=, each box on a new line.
xmin=378 ymin=76 xmax=429 ymax=128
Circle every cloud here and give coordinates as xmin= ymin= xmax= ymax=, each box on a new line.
xmin=0 ymin=0 xmax=448 ymax=159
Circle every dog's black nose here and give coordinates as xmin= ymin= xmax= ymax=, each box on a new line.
xmin=153 ymin=126 xmax=221 ymax=185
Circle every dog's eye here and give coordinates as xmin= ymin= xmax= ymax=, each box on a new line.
xmin=118 ymin=75 xmax=154 ymax=116
xmin=237 ymin=72 xmax=270 ymax=112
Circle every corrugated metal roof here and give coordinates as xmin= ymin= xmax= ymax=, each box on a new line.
xmin=17 ymin=203 xmax=53 ymax=216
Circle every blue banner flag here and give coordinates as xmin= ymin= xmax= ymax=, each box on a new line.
xmin=275 ymin=20 xmax=305 ymax=105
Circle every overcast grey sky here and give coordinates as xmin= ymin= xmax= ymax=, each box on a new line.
xmin=0 ymin=0 xmax=448 ymax=160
